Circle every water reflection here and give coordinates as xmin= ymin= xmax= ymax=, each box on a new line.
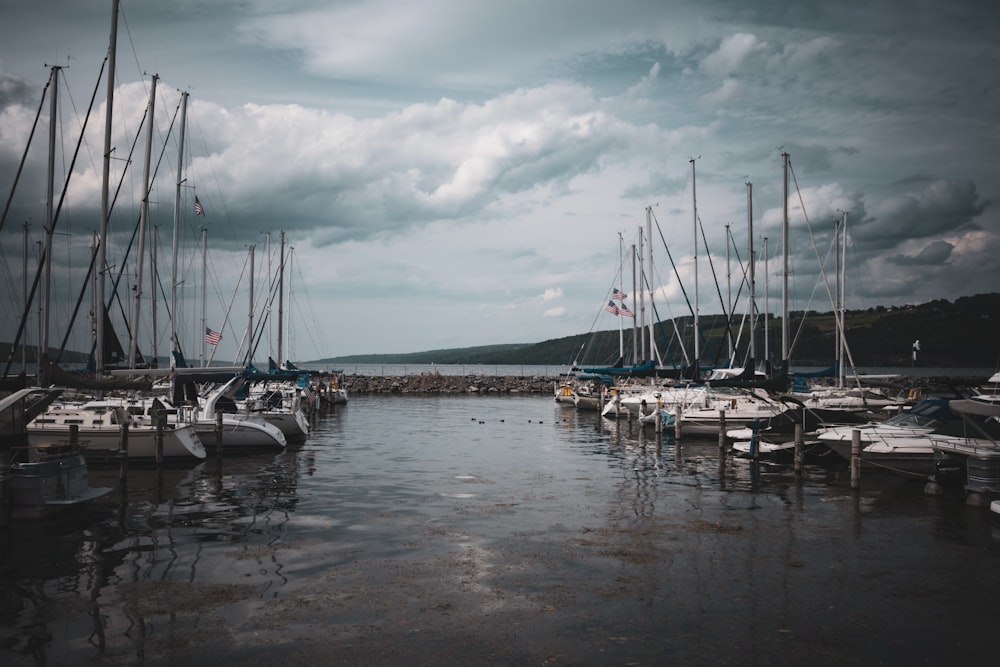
xmin=2 ymin=396 xmax=999 ymax=665
xmin=1 ymin=449 xmax=305 ymax=665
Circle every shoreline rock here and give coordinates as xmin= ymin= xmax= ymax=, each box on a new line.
xmin=336 ymin=372 xmax=990 ymax=397
xmin=340 ymin=373 xmax=561 ymax=395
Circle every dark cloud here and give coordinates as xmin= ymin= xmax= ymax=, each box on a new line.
xmin=887 ymin=239 xmax=954 ymax=266
xmin=0 ymin=71 xmax=35 ymax=107
xmin=853 ymin=180 xmax=989 ymax=250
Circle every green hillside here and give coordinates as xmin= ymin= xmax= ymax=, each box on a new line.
xmin=7 ymin=293 xmax=999 ymax=371
xmin=315 ymin=293 xmax=1000 ymax=369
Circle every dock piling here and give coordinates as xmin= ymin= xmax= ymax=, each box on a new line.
xmin=851 ymin=429 xmax=861 ymax=489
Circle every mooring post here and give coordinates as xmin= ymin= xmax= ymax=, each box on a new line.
xmin=750 ymin=418 xmax=760 ymax=461
xmin=154 ymin=410 xmax=164 ymax=467
xmin=794 ymin=423 xmax=804 ymax=475
xmin=674 ymin=406 xmax=683 ymax=440
xmin=718 ymin=409 xmax=726 ymax=453
xmin=119 ymin=421 xmax=129 ymax=483
xmin=851 ymin=428 xmax=861 ymax=489
xmin=0 ymin=436 xmax=10 ymax=528
xmin=215 ymin=411 xmax=224 ymax=457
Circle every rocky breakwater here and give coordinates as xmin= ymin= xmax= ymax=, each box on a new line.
xmin=342 ymin=373 xmax=560 ymax=395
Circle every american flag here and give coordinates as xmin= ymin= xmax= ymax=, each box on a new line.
xmin=605 ymin=300 xmax=620 ymax=316
xmin=205 ymin=327 xmax=222 ymax=345
xmin=618 ymin=303 xmax=634 ymax=318
xmin=612 ymin=288 xmax=628 ymax=300
xmin=194 ymin=196 xmax=205 ymax=216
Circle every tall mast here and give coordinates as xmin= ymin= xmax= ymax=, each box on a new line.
xmin=617 ymin=232 xmax=625 ymax=363
xmin=170 ymin=91 xmax=188 ymax=362
xmin=150 ymin=225 xmax=158 ymax=366
xmin=646 ymin=205 xmax=656 ymax=363
xmin=95 ymin=0 xmax=120 ymax=375
xmin=690 ymin=158 xmax=699 ymax=370
xmin=725 ymin=223 xmax=732 ymax=362
xmin=22 ymin=223 xmax=29 ymax=371
xmin=637 ymin=224 xmax=645 ymax=361
xmin=747 ymin=178 xmax=755 ymax=365
xmin=763 ymin=236 xmax=770 ymax=367
xmin=40 ymin=65 xmax=59 ymax=381
xmin=247 ymin=244 xmax=255 ymax=364
xmin=266 ymin=232 xmax=273 ymax=361
xmin=838 ymin=211 xmax=848 ymax=388
xmin=129 ymin=73 xmax=157 ymax=370
xmin=781 ymin=151 xmax=790 ymax=363
xmin=200 ymin=226 xmax=207 ymax=366
xmin=630 ymin=243 xmax=637 ymax=365
xmin=277 ymin=230 xmax=285 ymax=368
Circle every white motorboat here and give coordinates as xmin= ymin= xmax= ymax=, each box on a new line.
xmin=816 ymin=398 xmax=963 ymax=479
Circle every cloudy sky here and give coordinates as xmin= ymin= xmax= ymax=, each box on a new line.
xmin=1 ymin=0 xmax=997 ymax=365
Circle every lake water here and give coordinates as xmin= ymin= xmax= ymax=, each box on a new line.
xmin=2 ymin=393 xmax=999 ymax=665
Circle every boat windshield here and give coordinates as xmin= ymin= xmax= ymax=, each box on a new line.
xmin=883 ymin=400 xmax=948 ymax=428
xmin=883 ymin=411 xmax=937 ymax=428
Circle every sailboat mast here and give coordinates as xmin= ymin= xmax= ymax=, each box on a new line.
xmin=95 ymin=0 xmax=120 ymax=375
xmin=747 ymin=179 xmax=755 ymax=365
xmin=40 ymin=65 xmax=59 ymax=378
xmin=150 ymin=225 xmax=158 ymax=366
xmin=646 ymin=206 xmax=655 ymax=363
xmin=617 ymin=232 xmax=625 ymax=362
xmin=170 ymin=91 xmax=188 ymax=360
xmin=763 ymin=236 xmax=770 ymax=366
xmin=247 ymin=244 xmax=255 ymax=364
xmin=637 ymin=225 xmax=645 ymax=361
xmin=22 ymin=223 xmax=29 ymax=371
xmin=691 ymin=158 xmax=699 ymax=369
xmin=200 ymin=226 xmax=207 ymax=366
xmin=129 ymin=73 xmax=157 ymax=370
xmin=266 ymin=232 xmax=273 ymax=361
xmin=630 ymin=243 xmax=638 ymax=365
xmin=838 ymin=211 xmax=848 ymax=388
xmin=725 ymin=223 xmax=732 ymax=362
xmin=277 ymin=230 xmax=285 ymax=368
xmin=781 ymin=151 xmax=790 ymax=363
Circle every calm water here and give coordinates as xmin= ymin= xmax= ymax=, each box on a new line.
xmin=2 ymin=394 xmax=999 ymax=666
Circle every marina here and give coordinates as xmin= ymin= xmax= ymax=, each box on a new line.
xmin=1 ymin=7 xmax=998 ymax=664
xmin=2 ymin=389 xmax=998 ymax=665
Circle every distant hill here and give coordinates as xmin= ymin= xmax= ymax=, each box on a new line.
xmin=6 ymin=293 xmax=999 ymax=372
xmin=314 ymin=293 xmax=1000 ymax=369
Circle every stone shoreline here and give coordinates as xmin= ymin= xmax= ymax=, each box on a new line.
xmin=339 ymin=373 xmax=561 ymax=395
xmin=334 ymin=372 xmax=990 ymax=397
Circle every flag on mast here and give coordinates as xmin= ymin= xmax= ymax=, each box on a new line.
xmin=612 ymin=288 xmax=628 ymax=300
xmin=205 ymin=327 xmax=222 ymax=345
xmin=618 ymin=303 xmax=634 ymax=318
xmin=605 ymin=300 xmax=620 ymax=316
xmin=194 ymin=196 xmax=205 ymax=216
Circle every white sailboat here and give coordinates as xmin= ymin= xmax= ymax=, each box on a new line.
xmin=28 ymin=398 xmax=206 ymax=462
